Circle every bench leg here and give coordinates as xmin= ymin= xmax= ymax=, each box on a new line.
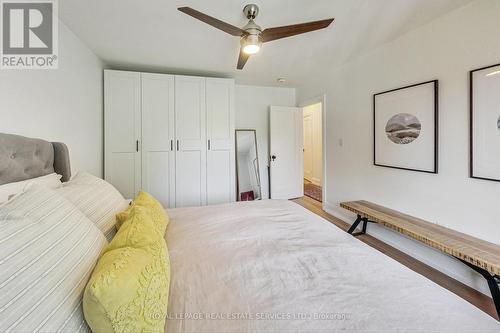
xmin=487 ymin=275 xmax=500 ymax=319
xmin=361 ymin=218 xmax=368 ymax=234
xmin=460 ymin=259 xmax=500 ymax=319
xmin=352 ymin=218 xmax=369 ymax=236
xmin=348 ymin=215 xmax=369 ymax=236
xmin=347 ymin=215 xmax=363 ymax=234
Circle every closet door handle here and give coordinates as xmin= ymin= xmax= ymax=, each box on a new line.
xmin=176 ymin=140 xmax=179 ymax=151
xmin=208 ymin=139 xmax=211 ymax=151
xmin=136 ymin=140 xmax=139 ymax=152
xmin=170 ymin=140 xmax=173 ymax=151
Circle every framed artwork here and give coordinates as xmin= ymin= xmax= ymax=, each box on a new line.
xmin=470 ymin=63 xmax=500 ymax=182
xmin=374 ymin=80 xmax=438 ymax=173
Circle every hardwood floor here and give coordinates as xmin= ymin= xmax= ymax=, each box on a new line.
xmin=292 ymin=196 xmax=499 ymax=320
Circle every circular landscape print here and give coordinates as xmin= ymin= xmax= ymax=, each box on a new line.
xmin=385 ymin=113 xmax=421 ymax=144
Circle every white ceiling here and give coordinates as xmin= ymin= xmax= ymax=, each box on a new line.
xmin=59 ymin=0 xmax=472 ymax=87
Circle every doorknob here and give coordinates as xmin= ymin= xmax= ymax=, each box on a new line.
xmin=271 ymin=155 xmax=277 ymax=161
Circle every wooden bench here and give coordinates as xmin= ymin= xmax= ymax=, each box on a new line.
xmin=340 ymin=200 xmax=500 ymax=319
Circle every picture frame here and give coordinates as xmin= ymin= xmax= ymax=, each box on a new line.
xmin=373 ymin=80 xmax=439 ymax=173
xmin=470 ymin=62 xmax=500 ymax=182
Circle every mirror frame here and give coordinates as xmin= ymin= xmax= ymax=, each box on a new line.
xmin=235 ymin=129 xmax=262 ymax=201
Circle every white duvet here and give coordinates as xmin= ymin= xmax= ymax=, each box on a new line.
xmin=164 ymin=200 xmax=499 ymax=332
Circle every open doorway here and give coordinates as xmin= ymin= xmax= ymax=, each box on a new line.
xmin=302 ymin=102 xmax=323 ymax=202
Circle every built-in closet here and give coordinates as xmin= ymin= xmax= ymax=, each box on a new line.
xmin=104 ymin=70 xmax=235 ymax=208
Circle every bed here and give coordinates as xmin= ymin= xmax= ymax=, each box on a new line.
xmin=165 ymin=200 xmax=499 ymax=332
xmin=0 ymin=133 xmax=499 ymax=332
xmin=0 ymin=133 xmax=71 ymax=185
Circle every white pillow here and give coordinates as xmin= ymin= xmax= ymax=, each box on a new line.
xmin=0 ymin=185 xmax=107 ymax=333
xmin=57 ymin=172 xmax=129 ymax=240
xmin=0 ymin=173 xmax=62 ymax=204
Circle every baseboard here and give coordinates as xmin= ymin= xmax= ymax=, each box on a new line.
xmin=310 ymin=178 xmax=320 ymax=186
xmin=323 ymin=201 xmax=354 ymax=222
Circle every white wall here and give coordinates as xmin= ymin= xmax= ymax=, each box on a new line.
xmin=303 ymin=103 xmax=323 ymax=185
xmin=0 ymin=20 xmax=105 ymax=177
xmin=235 ymin=85 xmax=296 ymax=199
xmin=297 ymin=0 xmax=500 ymax=296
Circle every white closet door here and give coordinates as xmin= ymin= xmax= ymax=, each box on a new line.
xmin=141 ymin=73 xmax=175 ymax=208
xmin=206 ymin=78 xmax=235 ymax=204
xmin=104 ymin=70 xmax=141 ymax=199
xmin=175 ymin=76 xmax=207 ymax=207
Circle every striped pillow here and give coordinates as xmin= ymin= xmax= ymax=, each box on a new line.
xmin=0 ymin=185 xmax=107 ymax=333
xmin=58 ymin=172 xmax=129 ymax=240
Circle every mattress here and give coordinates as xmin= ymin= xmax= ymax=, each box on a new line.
xmin=164 ymin=200 xmax=499 ymax=332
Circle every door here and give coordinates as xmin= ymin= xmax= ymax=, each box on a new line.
xmin=206 ymin=78 xmax=235 ymax=205
xmin=303 ymin=112 xmax=313 ymax=182
xmin=104 ymin=70 xmax=141 ymax=199
xmin=269 ymin=106 xmax=303 ymax=199
xmin=141 ymin=73 xmax=175 ymax=208
xmin=175 ymin=76 xmax=207 ymax=207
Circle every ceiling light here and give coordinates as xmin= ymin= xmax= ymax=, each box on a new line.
xmin=486 ymin=70 xmax=500 ymax=77
xmin=277 ymin=78 xmax=286 ymax=83
xmin=241 ymin=34 xmax=262 ymax=55
xmin=243 ymin=44 xmax=260 ymax=54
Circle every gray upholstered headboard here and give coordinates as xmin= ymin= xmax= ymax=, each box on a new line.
xmin=0 ymin=133 xmax=71 ymax=185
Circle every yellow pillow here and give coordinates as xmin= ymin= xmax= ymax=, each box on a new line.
xmin=115 ymin=204 xmax=133 ymax=230
xmin=106 ymin=206 xmax=161 ymax=253
xmin=116 ymin=191 xmax=168 ymax=234
xmin=84 ymin=205 xmax=170 ymax=333
xmin=83 ymin=247 xmax=169 ymax=333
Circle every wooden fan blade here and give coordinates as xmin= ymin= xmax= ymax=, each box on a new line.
xmin=178 ymin=7 xmax=246 ymax=37
xmin=261 ymin=18 xmax=334 ymax=43
xmin=237 ymin=49 xmax=250 ymax=70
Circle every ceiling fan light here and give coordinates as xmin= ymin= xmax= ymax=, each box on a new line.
xmin=241 ymin=34 xmax=262 ymax=55
xmin=243 ymin=44 xmax=260 ymax=54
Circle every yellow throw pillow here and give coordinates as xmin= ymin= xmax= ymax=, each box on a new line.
xmin=84 ymin=204 xmax=170 ymax=333
xmin=115 ymin=204 xmax=133 ymax=231
xmin=116 ymin=191 xmax=168 ymax=234
xmin=83 ymin=247 xmax=169 ymax=333
xmin=107 ymin=206 xmax=161 ymax=253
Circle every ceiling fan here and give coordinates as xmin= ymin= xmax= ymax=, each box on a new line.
xmin=178 ymin=4 xmax=334 ymax=70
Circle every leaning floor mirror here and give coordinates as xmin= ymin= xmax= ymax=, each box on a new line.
xmin=235 ymin=129 xmax=262 ymax=201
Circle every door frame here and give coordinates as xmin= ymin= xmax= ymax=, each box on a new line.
xmin=299 ymin=94 xmax=327 ymax=205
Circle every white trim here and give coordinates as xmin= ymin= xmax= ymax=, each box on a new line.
xmin=298 ymin=94 xmax=327 ymax=207
xmin=322 ymin=201 xmax=355 ymax=223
